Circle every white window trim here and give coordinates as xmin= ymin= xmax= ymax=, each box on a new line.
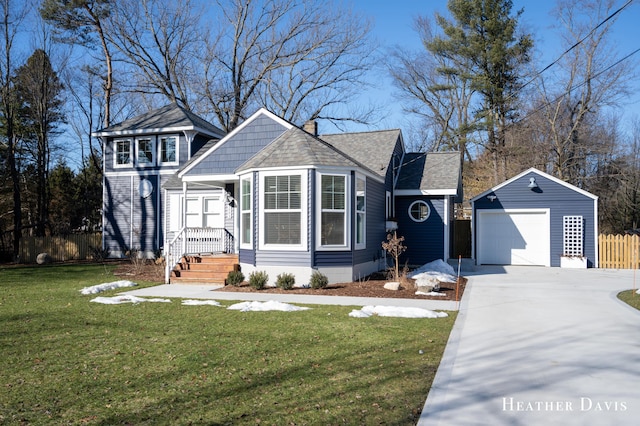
xmin=114 ymin=138 xmax=132 ymax=168
xmin=158 ymin=134 xmax=179 ymax=166
xmin=316 ymin=172 xmax=351 ymax=251
xmin=135 ymin=136 xmax=156 ymax=167
xmin=408 ymin=200 xmax=431 ymax=222
xmin=355 ymin=174 xmax=366 ymax=250
xmin=240 ymin=175 xmax=253 ymax=249
xmin=258 ymin=170 xmax=308 ymax=251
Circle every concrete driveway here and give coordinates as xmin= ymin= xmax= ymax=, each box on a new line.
xmin=419 ymin=266 xmax=640 ymax=425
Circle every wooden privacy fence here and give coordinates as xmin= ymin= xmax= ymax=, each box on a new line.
xmin=19 ymin=233 xmax=102 ymax=263
xmin=599 ymin=234 xmax=640 ymax=269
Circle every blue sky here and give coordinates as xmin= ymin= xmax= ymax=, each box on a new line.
xmin=345 ymin=0 xmax=640 ymax=135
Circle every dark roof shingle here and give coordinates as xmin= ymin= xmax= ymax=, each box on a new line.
xmin=93 ymin=103 xmax=225 ymax=138
xmin=396 ymin=152 xmax=461 ymax=191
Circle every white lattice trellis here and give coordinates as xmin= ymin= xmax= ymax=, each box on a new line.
xmin=563 ymin=215 xmax=584 ymax=256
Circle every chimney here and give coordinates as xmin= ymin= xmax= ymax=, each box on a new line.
xmin=303 ymin=120 xmax=318 ymax=136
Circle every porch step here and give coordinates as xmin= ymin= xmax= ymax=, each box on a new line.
xmin=170 ymin=254 xmax=239 ymax=284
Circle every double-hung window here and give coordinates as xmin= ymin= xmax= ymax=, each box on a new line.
xmin=319 ymin=174 xmax=348 ymax=248
xmin=262 ymin=173 xmax=304 ymax=248
xmin=355 ymin=175 xmax=366 ymax=249
xmin=240 ymin=177 xmax=253 ymax=248
xmin=137 ymin=137 xmax=154 ymax=166
xmin=114 ymin=139 xmax=131 ymax=167
xmin=159 ymin=136 xmax=177 ymax=165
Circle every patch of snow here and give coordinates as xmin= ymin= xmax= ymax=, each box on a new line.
xmin=637 ymin=289 xmax=640 ymax=295
xmin=348 ymin=305 xmax=448 ymax=318
xmin=182 ymin=299 xmax=221 ymax=306
xmin=90 ymin=295 xmax=171 ymax=304
xmin=80 ymin=280 xmax=137 ymax=295
xmin=409 ymin=259 xmax=458 ymax=287
xmin=227 ymin=300 xmax=311 ymax=312
xmin=416 ymin=290 xmax=446 ymax=297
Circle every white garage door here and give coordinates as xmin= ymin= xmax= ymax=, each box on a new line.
xmin=477 ymin=209 xmax=550 ymax=266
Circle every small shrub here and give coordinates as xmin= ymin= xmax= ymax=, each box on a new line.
xmin=226 ymin=270 xmax=245 ymax=286
xmin=382 ymin=231 xmax=407 ymax=281
xmin=249 ymin=271 xmax=269 ymax=290
xmin=276 ymin=272 xmax=295 ymax=290
xmin=309 ymin=270 xmax=328 ymax=289
xmin=90 ymin=245 xmax=110 ymax=262
xmin=127 ymin=248 xmax=147 ymax=275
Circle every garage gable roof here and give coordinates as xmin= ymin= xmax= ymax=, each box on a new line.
xmin=470 ymin=167 xmax=598 ymax=202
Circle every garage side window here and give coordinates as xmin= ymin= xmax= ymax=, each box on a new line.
xmin=563 ymin=215 xmax=584 ymax=256
xmin=408 ymin=200 xmax=430 ymax=222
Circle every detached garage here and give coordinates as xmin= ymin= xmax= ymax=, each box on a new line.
xmin=471 ymin=168 xmax=598 ymax=267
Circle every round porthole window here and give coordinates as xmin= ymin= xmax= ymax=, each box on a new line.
xmin=138 ymin=178 xmax=153 ymax=198
xmin=408 ymin=200 xmax=430 ymax=222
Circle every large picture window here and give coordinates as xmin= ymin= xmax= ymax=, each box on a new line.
xmin=240 ymin=177 xmax=252 ymax=247
xmin=263 ymin=174 xmax=302 ymax=246
xmin=320 ymin=174 xmax=347 ymax=247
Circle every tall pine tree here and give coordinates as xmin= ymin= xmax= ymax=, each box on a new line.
xmin=14 ymin=49 xmax=65 ymax=236
xmin=429 ymin=0 xmax=532 ymax=183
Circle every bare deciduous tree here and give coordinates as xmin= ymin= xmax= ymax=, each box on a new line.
xmin=536 ymin=0 xmax=634 ymax=186
xmin=106 ymin=0 xmax=205 ymax=111
xmin=199 ymin=0 xmax=377 ymax=132
xmin=0 ymin=0 xmax=29 ymax=258
xmin=388 ymin=15 xmax=475 ymax=165
xmin=40 ymin=0 xmax=115 ymax=127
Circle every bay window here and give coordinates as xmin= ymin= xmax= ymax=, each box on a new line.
xmin=355 ymin=175 xmax=366 ymax=249
xmin=240 ymin=177 xmax=252 ymax=247
xmin=262 ymin=173 xmax=304 ymax=248
xmin=319 ymin=174 xmax=348 ymax=247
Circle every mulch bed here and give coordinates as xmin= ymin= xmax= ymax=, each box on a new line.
xmin=114 ymin=262 xmax=467 ymax=302
xmin=216 ymin=276 xmax=467 ymax=301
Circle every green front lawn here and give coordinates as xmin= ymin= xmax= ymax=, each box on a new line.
xmin=618 ymin=289 xmax=640 ymax=311
xmin=0 ymin=263 xmax=455 ymax=425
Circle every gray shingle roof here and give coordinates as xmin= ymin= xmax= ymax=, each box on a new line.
xmin=236 ymin=127 xmax=371 ymax=173
xmin=93 ymin=103 xmax=225 ymax=138
xmin=396 ymin=152 xmax=461 ymax=191
xmin=321 ymin=129 xmax=401 ymax=178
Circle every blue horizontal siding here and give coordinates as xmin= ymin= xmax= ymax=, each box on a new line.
xmin=395 ymin=196 xmax=445 ymax=266
xmin=353 ymin=177 xmax=386 ymax=266
xmin=255 ymin=250 xmax=312 ymax=267
xmin=315 ymin=251 xmax=353 ymax=266
xmin=239 ymin=249 xmax=255 ymax=266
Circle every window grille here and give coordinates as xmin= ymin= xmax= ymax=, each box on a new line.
xmin=563 ymin=215 xmax=583 ymax=256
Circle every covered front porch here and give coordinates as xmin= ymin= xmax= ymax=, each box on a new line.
xmin=163 ymin=178 xmax=239 ymax=283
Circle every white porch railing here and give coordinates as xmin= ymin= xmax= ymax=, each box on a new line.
xmin=164 ymin=227 xmax=235 ymax=283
